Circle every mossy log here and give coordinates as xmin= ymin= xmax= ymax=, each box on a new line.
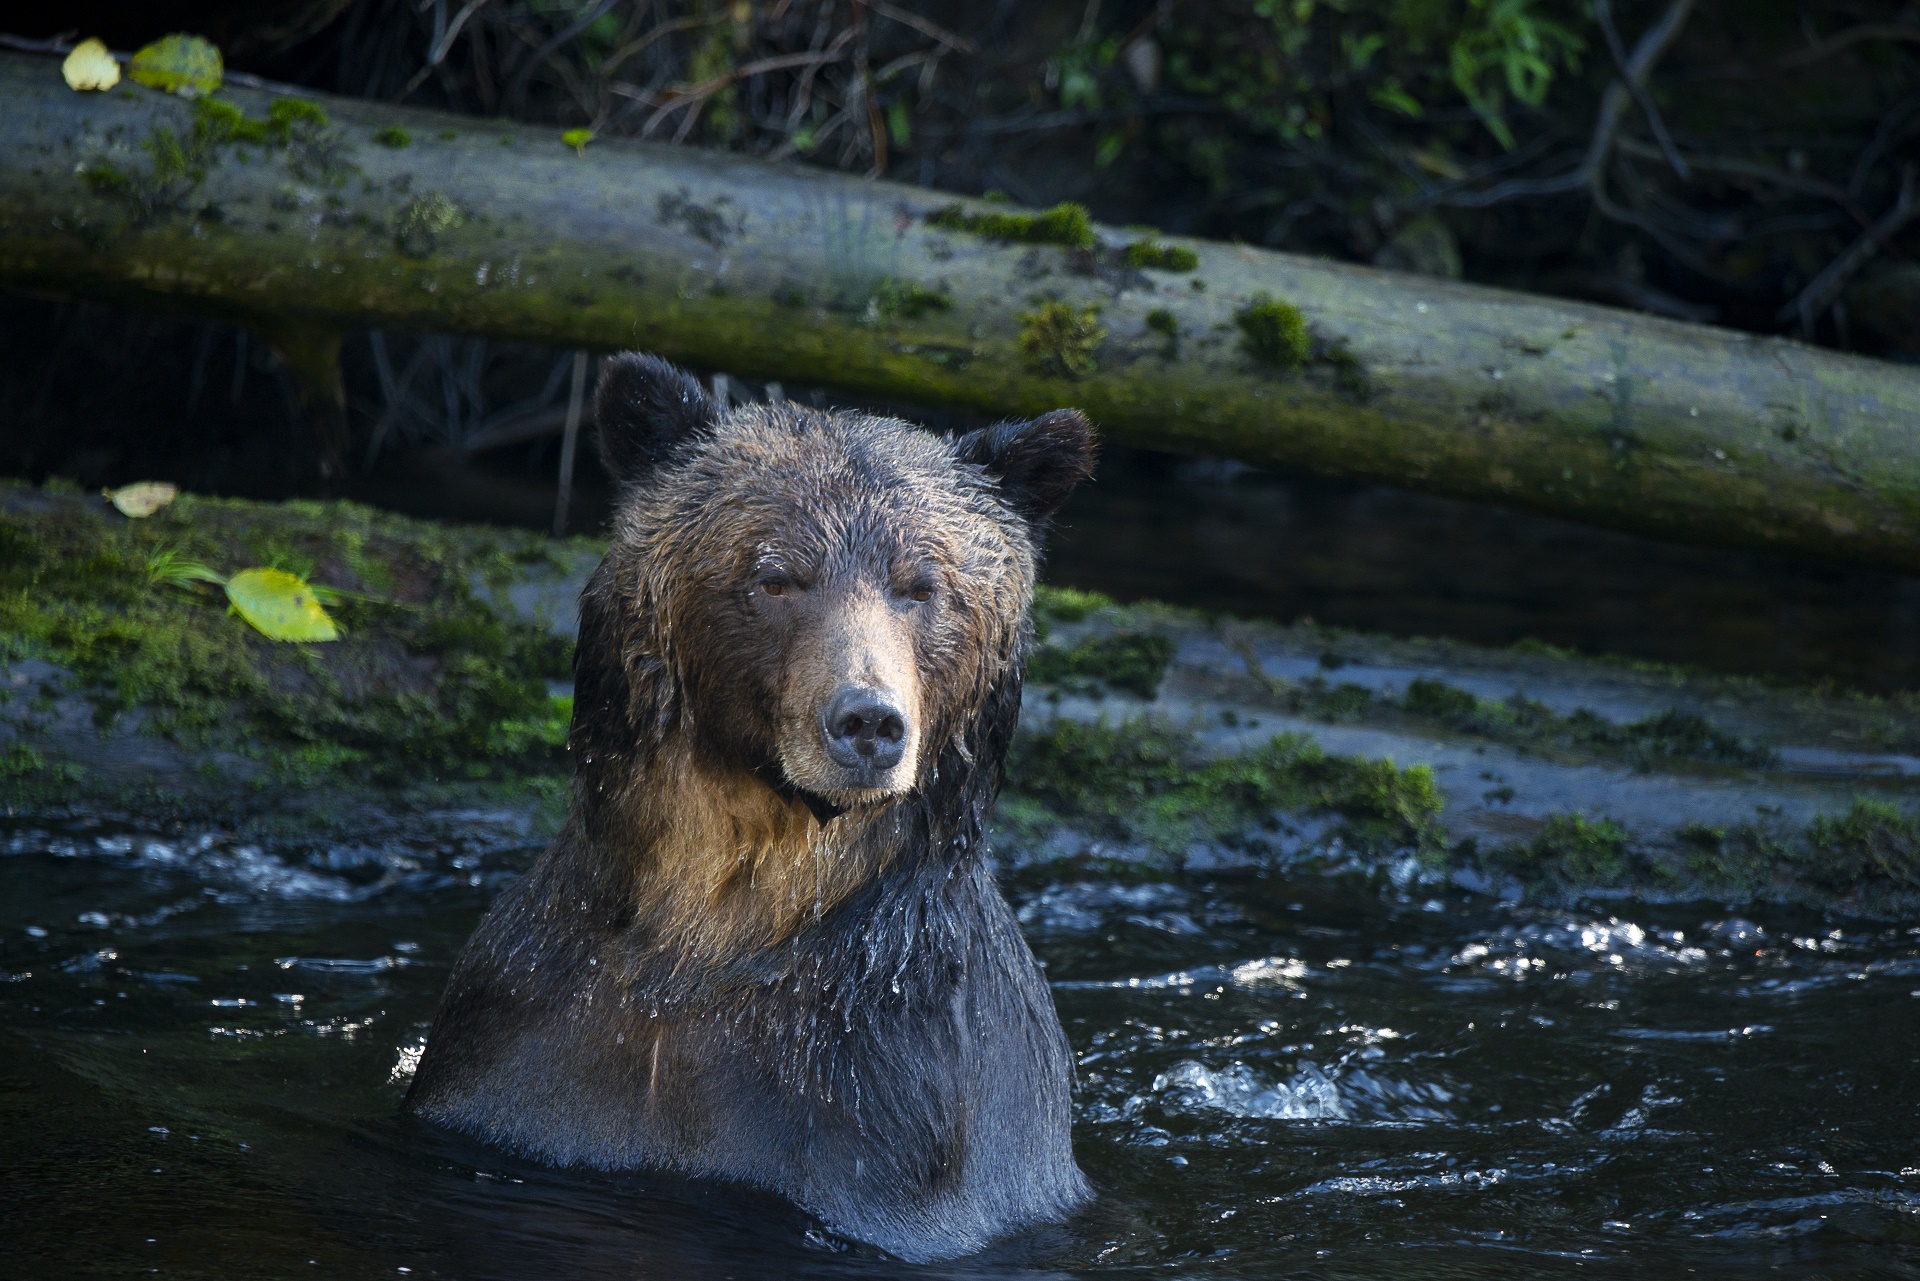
xmin=5 ymin=53 xmax=1920 ymax=569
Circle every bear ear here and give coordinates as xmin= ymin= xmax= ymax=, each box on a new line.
xmin=593 ymin=352 xmax=719 ymax=486
xmin=954 ymin=408 xmax=1098 ymax=525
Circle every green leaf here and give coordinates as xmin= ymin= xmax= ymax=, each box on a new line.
xmin=128 ymin=34 xmax=223 ymax=98
xmin=147 ymin=547 xmax=224 ymax=591
xmin=1370 ymin=78 xmax=1424 ymax=119
xmin=560 ymin=128 xmax=594 ymax=156
xmin=223 ymin=567 xmax=340 ymax=642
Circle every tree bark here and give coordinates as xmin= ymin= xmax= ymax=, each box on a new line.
xmin=4 ymin=51 xmax=1920 ymax=570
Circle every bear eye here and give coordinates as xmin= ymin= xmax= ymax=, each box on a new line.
xmin=908 ymin=583 xmax=934 ymax=604
xmin=757 ymin=575 xmax=791 ymax=597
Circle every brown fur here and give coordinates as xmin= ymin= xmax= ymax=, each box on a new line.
xmin=407 ymin=355 xmax=1097 ymax=1261
xmin=571 ymin=401 xmax=1034 ymax=952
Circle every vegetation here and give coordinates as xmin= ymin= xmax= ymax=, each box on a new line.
xmin=1474 ymin=797 xmax=1920 ymax=911
xmin=1399 ymin=677 xmax=1773 ymax=768
xmin=1017 ymin=302 xmax=1106 ymax=378
xmin=1033 ymin=584 xmax=1117 ymax=624
xmin=1673 ymin=799 xmax=1920 ymax=903
xmin=1028 ymin=632 xmax=1176 ymax=700
xmin=925 ymin=201 xmax=1097 ymax=251
xmin=1121 ymin=240 xmax=1199 ymax=272
xmin=82 ymin=92 xmax=335 ymax=223
xmin=1487 ymin=813 xmax=1632 ymax=887
xmin=1001 ymin=717 xmax=1446 ymax=861
xmin=1236 ymin=296 xmax=1311 ymax=371
xmin=0 ymin=485 xmax=577 ymax=785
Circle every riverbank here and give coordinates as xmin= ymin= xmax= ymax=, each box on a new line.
xmin=5 ymin=481 xmax=1919 ymax=912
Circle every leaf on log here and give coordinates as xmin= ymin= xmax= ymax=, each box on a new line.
xmin=223 ymin=568 xmax=340 ymax=642
xmin=61 ymin=39 xmax=119 ymax=92
xmin=106 ymin=481 xmax=178 ymax=518
xmin=128 ymin=34 xmax=223 ymax=98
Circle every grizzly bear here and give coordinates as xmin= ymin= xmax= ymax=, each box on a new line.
xmin=405 ymin=353 xmax=1098 ymax=1261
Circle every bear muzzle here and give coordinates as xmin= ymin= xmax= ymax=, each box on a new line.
xmin=820 ymin=686 xmax=909 ymax=773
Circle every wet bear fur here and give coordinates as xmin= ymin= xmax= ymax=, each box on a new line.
xmin=405 ymin=353 xmax=1098 ymax=1261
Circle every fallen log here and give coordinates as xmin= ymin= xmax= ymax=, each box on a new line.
xmin=3 ymin=50 xmax=1919 ymax=569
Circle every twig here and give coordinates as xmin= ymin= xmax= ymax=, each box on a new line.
xmin=784 ymin=25 xmax=858 ymax=134
xmin=1777 ymin=21 xmax=1920 ymax=69
xmin=1850 ymin=90 xmax=1920 ymax=197
xmin=459 ymin=408 xmax=570 ymax=454
xmin=0 ymin=32 xmax=78 ymax=55
xmin=399 ymin=0 xmax=491 ymax=99
xmin=865 ymin=0 xmax=976 ymax=54
xmin=599 ymin=14 xmax=713 ymax=81
xmin=1777 ymin=166 xmax=1919 ymax=334
xmin=1593 ymin=0 xmax=1689 ymax=181
xmin=642 ymin=48 xmax=852 ymax=138
xmin=503 ymin=0 xmax=621 ymax=111
xmin=766 ymin=104 xmax=853 ymax=161
xmin=363 ymin=336 xmax=432 ymax=470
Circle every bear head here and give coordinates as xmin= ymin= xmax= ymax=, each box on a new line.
xmin=571 ymin=354 xmax=1095 ymax=886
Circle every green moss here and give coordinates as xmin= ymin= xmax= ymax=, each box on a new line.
xmin=268 ymin=98 xmax=330 ymax=130
xmin=1236 ymin=294 xmax=1310 ymax=370
xmin=373 ymin=125 xmax=413 ymax=148
xmin=0 ymin=486 xmax=580 ymax=785
xmin=1321 ymin=337 xmax=1369 ymax=397
xmin=1492 ymin=813 xmax=1632 ymax=886
xmin=1033 ymin=584 xmax=1114 ymax=622
xmin=193 ymin=95 xmax=328 ymax=147
xmin=1644 ymin=799 xmax=1920 ymax=905
xmin=1018 ymin=302 xmax=1104 ymax=378
xmin=1004 ymin=717 xmax=1445 ymax=859
xmin=1399 ymin=677 xmax=1772 ymax=769
xmin=925 ymin=201 xmax=1096 ymax=251
xmin=1802 ymin=799 xmax=1920 ymax=892
xmin=0 ymin=741 xmax=79 ymax=785
xmin=84 ymin=95 xmax=334 ymax=223
xmin=873 ymin=277 xmax=952 ymax=321
xmin=394 ymin=191 xmax=465 ymax=257
xmin=1122 ymin=240 xmax=1199 ymax=271
xmin=1145 ymin=308 xmax=1178 ymax=336
xmin=1029 ymin=631 xmax=1175 ymax=700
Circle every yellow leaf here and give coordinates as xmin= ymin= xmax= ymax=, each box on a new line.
xmin=128 ymin=33 xmax=223 ymax=98
xmin=62 ymin=39 xmax=121 ymax=92
xmin=223 ymin=568 xmax=340 ymax=643
xmin=105 ymin=481 xmax=178 ymax=518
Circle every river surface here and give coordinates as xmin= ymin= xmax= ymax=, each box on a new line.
xmin=4 ymin=812 xmax=1918 ymax=1280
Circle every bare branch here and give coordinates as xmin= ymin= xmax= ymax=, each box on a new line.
xmin=502 ymin=0 xmax=621 ymax=112
xmin=1593 ymin=0 xmax=1689 ymax=181
xmin=865 ymin=1 xmax=976 ymax=55
xmin=1777 ymin=166 xmax=1920 ymax=334
xmin=640 ymin=48 xmax=855 ymax=139
xmin=1778 ymin=21 xmax=1920 ymax=69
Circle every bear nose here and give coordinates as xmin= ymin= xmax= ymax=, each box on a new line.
xmin=820 ymin=687 xmax=907 ymax=771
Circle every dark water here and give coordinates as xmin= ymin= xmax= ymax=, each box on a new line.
xmin=5 ymin=815 xmax=1919 ymax=1280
